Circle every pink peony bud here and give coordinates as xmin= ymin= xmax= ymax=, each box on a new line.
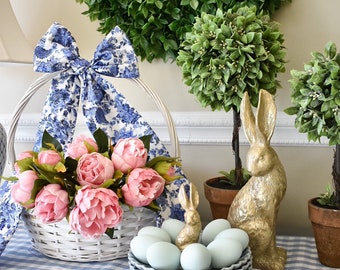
xmin=111 ymin=138 xmax=148 ymax=173
xmin=76 ymin=153 xmax=114 ymax=187
xmin=66 ymin=135 xmax=98 ymax=159
xmin=17 ymin=151 xmax=34 ymax=160
xmin=11 ymin=170 xmax=38 ymax=208
xmin=14 ymin=151 xmax=34 ymax=174
xmin=38 ymin=150 xmax=62 ymax=166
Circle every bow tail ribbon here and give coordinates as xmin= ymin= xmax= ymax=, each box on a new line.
xmin=81 ymin=71 xmax=168 ymax=158
xmin=34 ymin=74 xmax=81 ymax=151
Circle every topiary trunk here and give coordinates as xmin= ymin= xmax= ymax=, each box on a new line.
xmin=333 ymin=144 xmax=340 ymax=210
xmin=232 ymin=107 xmax=244 ymax=188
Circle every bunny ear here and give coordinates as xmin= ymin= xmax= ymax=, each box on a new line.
xmin=178 ymin=184 xmax=190 ymax=210
xmin=189 ymin=183 xmax=199 ymax=209
xmin=256 ymin=89 xmax=277 ymax=143
xmin=241 ymin=91 xmax=257 ymax=145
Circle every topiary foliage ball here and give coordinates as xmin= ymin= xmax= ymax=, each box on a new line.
xmin=75 ymin=0 xmax=291 ymax=63
xmin=285 ymin=41 xmax=340 ymax=145
xmin=176 ymin=6 xmax=286 ymax=112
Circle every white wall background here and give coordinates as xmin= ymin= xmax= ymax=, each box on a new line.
xmin=1 ymin=0 xmax=340 ymax=236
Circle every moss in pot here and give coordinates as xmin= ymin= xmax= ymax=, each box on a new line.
xmin=285 ymin=41 xmax=340 ymax=267
xmin=176 ymin=5 xmax=286 ymax=212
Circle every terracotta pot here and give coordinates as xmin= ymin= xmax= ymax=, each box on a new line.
xmin=308 ymin=198 xmax=340 ymax=268
xmin=204 ymin=177 xmax=239 ymax=219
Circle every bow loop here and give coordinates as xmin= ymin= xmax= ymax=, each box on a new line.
xmin=34 ymin=23 xmax=80 ymax=73
xmin=34 ymin=23 xmax=139 ymax=78
xmin=92 ymin=26 xmax=139 ymax=78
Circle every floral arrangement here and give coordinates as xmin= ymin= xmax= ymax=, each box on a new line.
xmin=5 ymin=129 xmax=180 ymax=238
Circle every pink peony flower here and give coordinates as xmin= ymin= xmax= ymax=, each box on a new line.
xmin=111 ymin=138 xmax=148 ymax=173
xmin=33 ymin=184 xmax=69 ymax=223
xmin=14 ymin=151 xmax=34 ymax=173
xmin=122 ymin=168 xmax=165 ymax=207
xmin=69 ymin=186 xmax=123 ymax=238
xmin=66 ymin=135 xmax=98 ymax=159
xmin=76 ymin=153 xmax=114 ymax=187
xmin=11 ymin=170 xmax=38 ymax=208
xmin=38 ymin=150 xmax=62 ymax=166
xmin=17 ymin=151 xmax=34 ymax=160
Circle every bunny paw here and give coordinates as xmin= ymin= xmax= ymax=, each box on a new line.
xmin=253 ymin=247 xmax=287 ymax=270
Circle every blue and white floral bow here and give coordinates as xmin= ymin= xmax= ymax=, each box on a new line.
xmin=33 ymin=22 xmax=167 ymax=158
xmin=33 ymin=23 xmax=187 ymax=222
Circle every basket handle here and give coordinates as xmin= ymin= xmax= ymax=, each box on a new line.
xmin=7 ymin=73 xmax=180 ymax=170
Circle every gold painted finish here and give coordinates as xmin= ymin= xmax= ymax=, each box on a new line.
xmin=228 ymin=90 xmax=287 ymax=270
xmin=176 ymin=183 xmax=202 ymax=251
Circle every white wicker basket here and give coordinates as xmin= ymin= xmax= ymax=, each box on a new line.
xmin=7 ymin=73 xmax=180 ymax=262
xmin=22 ymin=206 xmax=155 ymax=262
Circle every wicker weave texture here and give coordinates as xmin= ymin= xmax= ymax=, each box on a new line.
xmin=22 ymin=206 xmax=156 ymax=262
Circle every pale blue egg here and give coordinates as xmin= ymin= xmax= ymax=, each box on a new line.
xmin=146 ymin=241 xmax=181 ymax=270
xmin=201 ymin=219 xmax=231 ymax=246
xmin=180 ymin=243 xmax=212 ymax=270
xmin=215 ymin=228 xmax=249 ymax=250
xmin=138 ymin=226 xmax=171 ymax=242
xmin=130 ymin=235 xmax=160 ymax=264
xmin=207 ymin=238 xmax=243 ymax=268
xmin=161 ymin=219 xmax=185 ymax=243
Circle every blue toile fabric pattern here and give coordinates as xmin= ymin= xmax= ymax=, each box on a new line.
xmin=0 ymin=182 xmax=22 ymax=255
xmin=0 ymin=123 xmax=21 ymax=255
xmin=0 ymin=23 xmax=189 ymax=255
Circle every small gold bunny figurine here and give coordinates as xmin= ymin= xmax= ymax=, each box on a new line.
xmin=176 ymin=182 xmax=202 ymax=251
xmin=228 ymin=89 xmax=287 ymax=270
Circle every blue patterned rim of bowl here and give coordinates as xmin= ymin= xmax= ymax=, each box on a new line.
xmin=0 ymin=181 xmax=22 ymax=255
xmin=128 ymin=246 xmax=252 ymax=270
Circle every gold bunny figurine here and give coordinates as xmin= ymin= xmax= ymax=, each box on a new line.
xmin=228 ymin=89 xmax=287 ymax=270
xmin=176 ymin=182 xmax=202 ymax=251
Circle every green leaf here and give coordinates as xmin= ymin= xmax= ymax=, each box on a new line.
xmin=139 ymin=135 xmax=152 ymax=152
xmin=105 ymin=227 xmax=115 ymax=239
xmin=325 ymin=41 xmax=337 ymax=59
xmin=64 ymin=157 xmax=78 ymax=173
xmin=31 ymin=178 xmax=49 ymax=200
xmin=42 ymin=131 xmax=62 ymax=152
xmin=189 ymin=0 xmax=198 ymax=10
xmin=1 ymin=176 xmax=18 ymax=181
xmin=93 ymin=128 xmax=109 ymax=153
xmin=144 ymin=201 xmax=161 ymax=211
xmin=100 ymin=178 xmax=118 ymax=189
xmin=146 ymin=156 xmax=180 ymax=168
xmin=15 ymin=157 xmax=35 ymax=172
xmin=284 ymin=107 xmax=299 ymax=115
xmin=155 ymin=1 xmax=163 ymax=9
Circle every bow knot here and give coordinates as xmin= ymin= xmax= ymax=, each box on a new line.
xmin=68 ymin=58 xmax=91 ymax=76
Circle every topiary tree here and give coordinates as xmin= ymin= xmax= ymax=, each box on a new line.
xmin=176 ymin=6 xmax=286 ymax=188
xmin=285 ymin=41 xmax=340 ymax=209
